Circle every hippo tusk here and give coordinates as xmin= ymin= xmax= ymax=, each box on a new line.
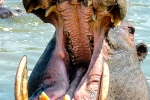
xmin=98 ymin=62 xmax=109 ymax=100
xmin=113 ymin=10 xmax=121 ymax=26
xmin=110 ymin=8 xmax=121 ymax=26
xmin=88 ymin=0 xmax=92 ymax=7
xmin=34 ymin=5 xmax=41 ymax=10
xmin=63 ymin=94 xmax=71 ymax=100
xmin=108 ymin=6 xmax=121 ymax=26
xmin=14 ymin=56 xmax=28 ymax=100
xmin=110 ymin=13 xmax=114 ymax=23
xmin=110 ymin=10 xmax=121 ymax=26
xmin=45 ymin=6 xmax=57 ymax=17
xmin=39 ymin=92 xmax=50 ymax=100
xmin=27 ymin=2 xmax=39 ymax=13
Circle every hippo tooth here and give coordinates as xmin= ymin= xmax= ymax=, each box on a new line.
xmin=113 ymin=11 xmax=121 ymax=26
xmin=14 ymin=56 xmax=28 ymax=100
xmin=45 ymin=6 xmax=57 ymax=17
xmin=27 ymin=3 xmax=37 ymax=13
xmin=114 ymin=19 xmax=121 ymax=26
xmin=34 ymin=5 xmax=41 ymax=10
xmin=110 ymin=13 xmax=114 ymax=23
xmin=92 ymin=10 xmax=96 ymax=21
xmin=63 ymin=94 xmax=71 ymax=100
xmin=88 ymin=0 xmax=92 ymax=7
xmin=39 ymin=92 xmax=50 ymax=100
xmin=110 ymin=12 xmax=121 ymax=26
xmin=99 ymin=62 xmax=109 ymax=100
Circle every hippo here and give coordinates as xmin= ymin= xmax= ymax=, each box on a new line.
xmin=0 ymin=0 xmax=22 ymax=18
xmin=14 ymin=0 xmax=138 ymax=100
xmin=101 ymin=20 xmax=150 ymax=99
xmin=14 ymin=20 xmax=150 ymax=100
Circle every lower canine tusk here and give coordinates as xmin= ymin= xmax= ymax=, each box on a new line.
xmin=14 ymin=56 xmax=28 ymax=100
xmin=45 ymin=6 xmax=57 ymax=17
xmin=99 ymin=62 xmax=109 ymax=100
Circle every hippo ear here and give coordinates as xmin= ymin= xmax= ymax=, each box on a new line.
xmin=136 ymin=43 xmax=148 ymax=62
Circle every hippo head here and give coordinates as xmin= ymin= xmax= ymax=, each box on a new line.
xmin=103 ymin=20 xmax=148 ymax=62
xmin=14 ymin=0 xmax=129 ymax=99
xmin=101 ymin=20 xmax=150 ymax=100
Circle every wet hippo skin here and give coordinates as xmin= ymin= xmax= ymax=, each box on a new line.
xmin=0 ymin=0 xmax=22 ymax=18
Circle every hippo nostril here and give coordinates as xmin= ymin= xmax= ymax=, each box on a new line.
xmin=137 ymin=45 xmax=147 ymax=53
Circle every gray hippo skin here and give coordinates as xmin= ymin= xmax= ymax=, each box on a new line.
xmin=0 ymin=0 xmax=22 ymax=18
xmin=102 ymin=20 xmax=150 ymax=100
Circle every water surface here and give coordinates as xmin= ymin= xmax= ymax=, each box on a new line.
xmin=0 ymin=0 xmax=150 ymax=99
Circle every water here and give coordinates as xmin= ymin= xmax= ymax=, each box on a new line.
xmin=0 ymin=0 xmax=150 ymax=99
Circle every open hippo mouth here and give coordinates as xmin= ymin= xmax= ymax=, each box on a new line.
xmin=14 ymin=0 xmax=127 ymax=100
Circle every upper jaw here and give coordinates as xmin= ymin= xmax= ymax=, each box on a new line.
xmin=22 ymin=0 xmax=126 ymax=26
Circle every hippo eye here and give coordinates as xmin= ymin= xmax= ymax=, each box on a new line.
xmin=128 ymin=27 xmax=135 ymax=35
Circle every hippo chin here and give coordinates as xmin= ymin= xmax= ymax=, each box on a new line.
xmin=102 ymin=20 xmax=150 ymax=99
xmin=0 ymin=0 xmax=22 ymax=18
